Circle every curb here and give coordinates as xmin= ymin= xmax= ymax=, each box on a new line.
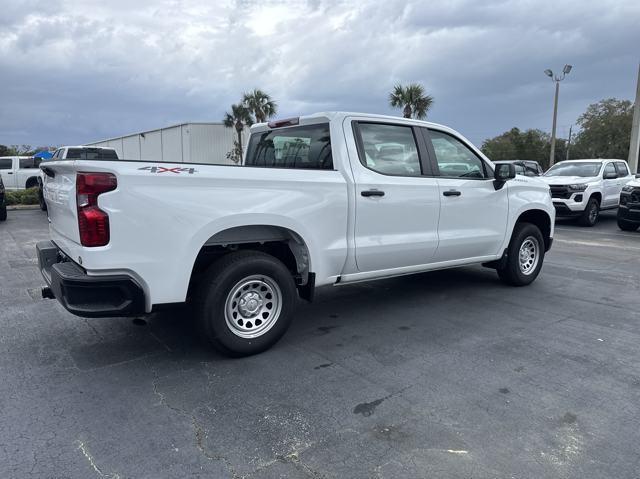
xmin=7 ymin=205 xmax=42 ymax=211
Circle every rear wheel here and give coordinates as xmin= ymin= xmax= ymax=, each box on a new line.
xmin=578 ymin=197 xmax=599 ymax=226
xmin=0 ymin=205 xmax=6 ymax=222
xmin=617 ymin=216 xmax=639 ymax=232
xmin=38 ymin=187 xmax=47 ymax=211
xmin=497 ymin=222 xmax=545 ymax=286
xmin=194 ymin=251 xmax=297 ymax=357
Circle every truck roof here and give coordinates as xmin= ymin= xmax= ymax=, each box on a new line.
xmin=60 ymin=145 xmax=117 ymax=150
xmin=555 ymin=158 xmax=626 ymax=163
xmin=250 ymin=111 xmax=456 ymax=135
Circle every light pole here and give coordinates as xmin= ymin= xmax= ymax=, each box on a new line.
xmin=545 ymin=64 xmax=572 ymax=167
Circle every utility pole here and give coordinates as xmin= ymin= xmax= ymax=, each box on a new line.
xmin=545 ymin=65 xmax=572 ymax=167
xmin=629 ymin=63 xmax=640 ymax=174
xmin=565 ymin=125 xmax=572 ymax=162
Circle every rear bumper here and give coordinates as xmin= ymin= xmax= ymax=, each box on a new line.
xmin=37 ymin=240 xmax=145 ymax=318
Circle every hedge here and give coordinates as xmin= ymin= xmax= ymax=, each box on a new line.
xmin=5 ymin=187 xmax=39 ymax=206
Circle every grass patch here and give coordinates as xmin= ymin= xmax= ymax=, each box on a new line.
xmin=6 ymin=187 xmax=39 ymax=206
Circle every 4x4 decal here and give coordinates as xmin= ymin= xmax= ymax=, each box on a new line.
xmin=138 ymin=166 xmax=198 ymax=174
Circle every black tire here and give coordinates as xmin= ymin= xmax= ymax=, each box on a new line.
xmin=194 ymin=250 xmax=297 ymax=357
xmin=38 ymin=188 xmax=47 ymax=211
xmin=497 ymin=222 xmax=545 ymax=286
xmin=578 ymin=197 xmax=599 ymax=226
xmin=0 ymin=205 xmax=6 ymax=222
xmin=617 ymin=217 xmax=639 ymax=232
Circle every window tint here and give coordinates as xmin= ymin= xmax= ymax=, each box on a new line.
xmin=604 ymin=163 xmax=617 ymax=178
xmin=0 ymin=158 xmax=12 ymax=170
xmin=19 ymin=158 xmax=36 ymax=169
xmin=429 ymin=130 xmax=487 ymax=179
xmin=65 ymin=148 xmax=119 ymax=160
xmin=615 ymin=162 xmax=629 ymax=176
xmin=356 ymin=123 xmax=421 ymax=176
xmin=246 ymin=124 xmax=332 ymax=170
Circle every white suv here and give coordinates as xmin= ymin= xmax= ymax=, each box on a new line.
xmin=541 ymin=159 xmax=634 ymax=226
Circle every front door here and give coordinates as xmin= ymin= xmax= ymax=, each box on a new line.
xmin=602 ymin=162 xmax=621 ymax=208
xmin=349 ymin=120 xmax=441 ymax=272
xmin=424 ymin=129 xmax=509 ymax=262
xmin=0 ymin=157 xmax=16 ymax=189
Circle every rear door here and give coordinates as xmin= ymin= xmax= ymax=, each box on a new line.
xmin=349 ymin=120 xmax=441 ymax=272
xmin=424 ymin=128 xmax=508 ymax=262
xmin=0 ymin=157 xmax=17 ymax=189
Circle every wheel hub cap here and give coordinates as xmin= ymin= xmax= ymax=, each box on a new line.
xmin=518 ymin=236 xmax=539 ymax=276
xmin=224 ymin=275 xmax=282 ymax=339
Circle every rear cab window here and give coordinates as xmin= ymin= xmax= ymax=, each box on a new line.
xmin=66 ymin=148 xmax=119 ymax=160
xmin=245 ymin=123 xmax=332 ymax=169
xmin=0 ymin=158 xmax=13 ymax=170
xmin=19 ymin=158 xmax=37 ymax=169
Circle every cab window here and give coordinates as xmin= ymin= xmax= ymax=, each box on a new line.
xmin=604 ymin=163 xmax=617 ymax=178
xmin=428 ymin=130 xmax=487 ymax=179
xmin=355 ymin=123 xmax=422 ymax=176
xmin=615 ymin=162 xmax=629 ymax=177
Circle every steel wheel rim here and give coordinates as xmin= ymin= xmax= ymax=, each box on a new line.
xmin=589 ymin=203 xmax=598 ymax=223
xmin=518 ymin=236 xmax=540 ymax=275
xmin=224 ymin=275 xmax=282 ymax=339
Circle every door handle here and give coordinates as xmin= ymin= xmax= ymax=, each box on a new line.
xmin=7 ymin=172 xmax=13 ymax=174
xmin=361 ymin=189 xmax=385 ymax=197
xmin=443 ymin=190 xmax=461 ymax=197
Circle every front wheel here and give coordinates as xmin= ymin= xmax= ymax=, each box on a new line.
xmin=578 ymin=197 xmax=599 ymax=226
xmin=194 ymin=251 xmax=297 ymax=357
xmin=617 ymin=217 xmax=639 ymax=232
xmin=497 ymin=223 xmax=545 ymax=286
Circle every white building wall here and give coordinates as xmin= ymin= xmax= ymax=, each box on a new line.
xmin=86 ymin=122 xmax=246 ymax=165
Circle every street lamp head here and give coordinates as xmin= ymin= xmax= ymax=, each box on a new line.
xmin=563 ymin=64 xmax=572 ymax=74
xmin=544 ymin=69 xmax=553 ymax=78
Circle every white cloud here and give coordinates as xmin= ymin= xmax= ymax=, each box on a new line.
xmin=0 ymin=0 xmax=638 ymax=147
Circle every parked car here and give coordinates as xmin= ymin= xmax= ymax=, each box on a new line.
xmin=38 ymin=146 xmax=119 ymax=211
xmin=540 ymin=159 xmax=634 ymax=226
xmin=617 ymin=177 xmax=640 ymax=231
xmin=494 ymin=160 xmax=543 ymax=177
xmin=38 ymin=112 xmax=555 ymax=356
xmin=0 ymin=156 xmax=42 ymax=190
xmin=0 ymin=175 xmax=6 ymax=222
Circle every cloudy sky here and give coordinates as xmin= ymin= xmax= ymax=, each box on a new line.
xmin=1 ymin=0 xmax=639 ymax=149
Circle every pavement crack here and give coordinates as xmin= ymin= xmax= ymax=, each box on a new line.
xmin=151 ymin=370 xmax=239 ymax=478
xmin=75 ymin=440 xmax=120 ymax=479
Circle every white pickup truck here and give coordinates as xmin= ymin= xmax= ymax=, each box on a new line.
xmin=541 ymin=159 xmax=634 ymax=226
xmin=38 ymin=112 xmax=555 ymax=356
xmin=0 ymin=156 xmax=43 ymax=190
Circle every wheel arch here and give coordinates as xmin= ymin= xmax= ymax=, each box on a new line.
xmin=188 ymin=224 xmax=314 ymax=300
xmin=515 ymin=209 xmax=552 ymax=251
xmin=25 ymin=176 xmax=39 ymax=189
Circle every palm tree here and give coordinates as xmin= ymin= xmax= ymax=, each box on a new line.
xmin=242 ymin=89 xmax=278 ymax=123
xmin=223 ymin=103 xmax=253 ymax=161
xmin=388 ymin=83 xmax=434 ymax=120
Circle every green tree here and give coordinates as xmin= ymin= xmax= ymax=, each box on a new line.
xmin=481 ymin=127 xmax=564 ymax=169
xmin=389 ymin=83 xmax=434 ymax=119
xmin=572 ymin=98 xmax=633 ymax=159
xmin=223 ymin=103 xmax=254 ymax=163
xmin=242 ymin=89 xmax=277 ymax=123
xmin=0 ymin=145 xmax=18 ymax=156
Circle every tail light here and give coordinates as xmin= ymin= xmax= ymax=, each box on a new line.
xmin=76 ymin=172 xmax=117 ymax=247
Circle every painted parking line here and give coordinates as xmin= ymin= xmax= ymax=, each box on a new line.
xmin=553 ymin=238 xmax=640 ymax=251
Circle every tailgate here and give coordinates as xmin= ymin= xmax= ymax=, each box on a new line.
xmin=42 ymin=161 xmax=81 ymax=245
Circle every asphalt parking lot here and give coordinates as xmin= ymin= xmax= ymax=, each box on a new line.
xmin=1 ymin=209 xmax=640 ymax=479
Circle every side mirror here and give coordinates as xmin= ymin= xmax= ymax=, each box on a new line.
xmin=604 ymin=171 xmax=618 ymax=180
xmin=493 ymin=163 xmax=516 ymax=190
xmin=494 ymin=163 xmax=516 ymax=181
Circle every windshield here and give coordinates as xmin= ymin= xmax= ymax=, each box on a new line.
xmin=544 ymin=162 xmax=602 ymax=177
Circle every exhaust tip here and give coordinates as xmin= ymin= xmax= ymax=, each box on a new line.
xmin=42 ymin=287 xmax=55 ymax=299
